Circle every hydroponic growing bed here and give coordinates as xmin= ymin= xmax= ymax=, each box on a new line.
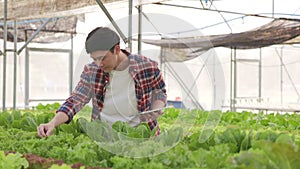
xmin=0 ymin=103 xmax=299 ymax=169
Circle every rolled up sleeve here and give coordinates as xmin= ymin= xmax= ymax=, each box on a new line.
xmin=152 ymin=68 xmax=167 ymax=104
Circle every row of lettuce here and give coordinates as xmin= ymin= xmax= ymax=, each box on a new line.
xmin=0 ymin=103 xmax=299 ymax=169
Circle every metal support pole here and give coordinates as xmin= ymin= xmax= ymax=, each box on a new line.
xmin=230 ymin=48 xmax=233 ymax=111
xmin=213 ymin=54 xmax=216 ymax=109
xmin=2 ymin=0 xmax=8 ymax=111
xmin=280 ymin=47 xmax=283 ymax=104
xmin=272 ymin=0 xmax=274 ymax=18
xmin=137 ymin=5 xmax=142 ymax=55
xmin=231 ymin=48 xmax=237 ymax=112
xmin=24 ymin=30 xmax=30 ymax=108
xmin=276 ymin=46 xmax=300 ymax=103
xmin=69 ymin=33 xmax=74 ymax=95
xmin=13 ymin=20 xmax=18 ymax=110
xmin=160 ymin=47 xmax=166 ymax=80
xmin=160 ymin=46 xmax=163 ymax=70
xmin=258 ymin=48 xmax=262 ymax=102
xmin=128 ymin=0 xmax=133 ymax=52
xmin=17 ymin=18 xmax=51 ymax=55
xmin=95 ymin=0 xmax=128 ymax=44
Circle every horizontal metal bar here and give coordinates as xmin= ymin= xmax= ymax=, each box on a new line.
xmin=20 ymin=29 xmax=76 ymax=34
xmin=28 ymin=47 xmax=71 ymax=53
xmin=236 ymin=58 xmax=260 ymax=62
xmin=5 ymin=49 xmax=15 ymax=52
xmin=235 ymin=97 xmax=261 ymax=99
xmin=222 ymin=105 xmax=300 ymax=112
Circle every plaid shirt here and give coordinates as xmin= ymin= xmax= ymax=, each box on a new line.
xmin=57 ymin=50 xmax=167 ymax=134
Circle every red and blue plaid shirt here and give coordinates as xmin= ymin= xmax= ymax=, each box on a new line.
xmin=57 ymin=50 xmax=167 ymax=135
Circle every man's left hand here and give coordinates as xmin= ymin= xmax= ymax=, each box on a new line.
xmin=140 ymin=110 xmax=163 ymax=122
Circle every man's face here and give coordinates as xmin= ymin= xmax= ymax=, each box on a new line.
xmin=90 ymin=49 xmax=117 ymax=73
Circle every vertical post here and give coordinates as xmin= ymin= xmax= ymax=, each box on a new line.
xmin=272 ymin=0 xmax=274 ymax=18
xmin=137 ymin=5 xmax=142 ymax=55
xmin=233 ymin=48 xmax=237 ymax=112
xmin=13 ymin=20 xmax=18 ymax=110
xmin=159 ymin=39 xmax=165 ymax=83
xmin=2 ymin=0 xmax=8 ymax=111
xmin=69 ymin=33 xmax=74 ymax=95
xmin=230 ymin=48 xmax=233 ymax=111
xmin=213 ymin=54 xmax=216 ymax=109
xmin=280 ymin=47 xmax=283 ymax=104
xmin=128 ymin=0 xmax=133 ymax=52
xmin=160 ymin=47 xmax=164 ymax=75
xmin=258 ymin=48 xmax=262 ymax=102
xmin=25 ymin=30 xmax=30 ymax=108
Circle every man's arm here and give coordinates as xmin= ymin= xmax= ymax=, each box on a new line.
xmin=37 ymin=64 xmax=94 ymax=137
xmin=57 ymin=65 xmax=93 ymax=124
xmin=37 ymin=111 xmax=69 ymax=137
xmin=140 ymin=66 xmax=167 ymax=121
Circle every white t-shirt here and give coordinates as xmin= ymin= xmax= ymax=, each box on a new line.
xmin=100 ymin=66 xmax=140 ymax=127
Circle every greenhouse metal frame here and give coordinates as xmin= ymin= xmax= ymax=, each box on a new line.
xmin=1 ymin=0 xmax=300 ymax=112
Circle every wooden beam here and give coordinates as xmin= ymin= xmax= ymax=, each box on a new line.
xmin=0 ymin=0 xmax=168 ymax=21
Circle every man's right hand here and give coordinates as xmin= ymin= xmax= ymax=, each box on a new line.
xmin=37 ymin=122 xmax=55 ymax=137
xmin=37 ymin=111 xmax=69 ymax=138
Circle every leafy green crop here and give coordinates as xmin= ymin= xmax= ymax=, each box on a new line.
xmin=0 ymin=151 xmax=29 ymax=169
xmin=0 ymin=103 xmax=299 ymax=169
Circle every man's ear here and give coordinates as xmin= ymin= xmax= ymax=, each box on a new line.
xmin=114 ymin=44 xmax=121 ymax=54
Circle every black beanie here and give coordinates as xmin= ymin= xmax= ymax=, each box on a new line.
xmin=85 ymin=27 xmax=120 ymax=54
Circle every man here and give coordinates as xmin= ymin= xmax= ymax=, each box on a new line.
xmin=37 ymin=27 xmax=167 ymax=137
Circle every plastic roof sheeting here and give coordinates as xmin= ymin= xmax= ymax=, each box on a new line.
xmin=141 ymin=18 xmax=300 ymax=61
xmin=0 ymin=16 xmax=78 ymax=43
xmin=0 ymin=0 xmax=168 ymax=20
xmin=0 ymin=0 xmax=167 ymax=43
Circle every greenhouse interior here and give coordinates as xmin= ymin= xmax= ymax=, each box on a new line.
xmin=0 ymin=0 xmax=300 ymax=168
